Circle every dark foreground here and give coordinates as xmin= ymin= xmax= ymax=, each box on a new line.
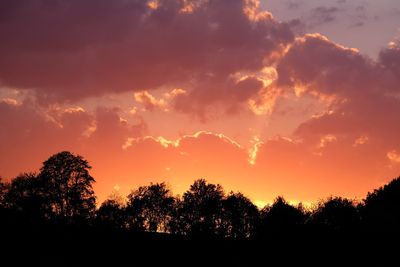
xmin=2 ymin=225 xmax=398 ymax=266
xmin=2 ymin=152 xmax=400 ymax=266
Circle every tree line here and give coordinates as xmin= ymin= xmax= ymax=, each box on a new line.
xmin=1 ymin=151 xmax=400 ymax=239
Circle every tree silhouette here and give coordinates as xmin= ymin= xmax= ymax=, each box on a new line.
xmin=38 ymin=151 xmax=96 ymax=223
xmin=259 ymin=196 xmax=306 ymax=235
xmin=221 ymin=192 xmax=259 ymax=239
xmin=96 ymin=194 xmax=126 ymax=229
xmin=3 ymin=172 xmax=47 ymax=220
xmin=309 ymin=197 xmax=359 ymax=231
xmin=361 ymin=176 xmax=400 ymax=231
xmin=168 ymin=198 xmax=188 ymax=235
xmin=180 ymin=179 xmax=225 ymax=237
xmin=126 ymin=182 xmax=175 ymax=232
xmin=3 ymin=149 xmax=400 ymax=247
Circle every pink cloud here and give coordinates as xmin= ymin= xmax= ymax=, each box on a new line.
xmin=0 ymin=0 xmax=293 ymax=114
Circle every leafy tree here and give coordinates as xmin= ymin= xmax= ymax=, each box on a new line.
xmin=259 ymin=196 xmax=306 ymax=234
xmin=126 ymin=182 xmax=175 ymax=232
xmin=180 ymin=179 xmax=225 ymax=237
xmin=361 ymin=177 xmax=400 ymax=231
xmin=168 ymin=198 xmax=189 ymax=235
xmin=96 ymin=194 xmax=126 ymax=229
xmin=309 ymin=197 xmax=359 ymax=231
xmin=2 ymin=172 xmax=49 ymax=225
xmin=39 ymin=151 xmax=96 ymax=222
xmin=4 ymin=173 xmax=44 ymax=214
xmin=221 ymin=192 xmax=259 ymax=239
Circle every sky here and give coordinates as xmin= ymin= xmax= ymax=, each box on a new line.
xmin=1 ymin=0 xmax=400 ymax=206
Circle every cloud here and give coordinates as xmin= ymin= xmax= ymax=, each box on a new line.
xmin=379 ymin=42 xmax=400 ymax=90
xmin=310 ymin=6 xmax=340 ymax=25
xmin=252 ymin=32 xmax=400 ymax=197
xmin=387 ymin=150 xmax=400 ymax=164
xmin=172 ymin=66 xmax=281 ymax=119
xmin=276 ymin=33 xmax=400 ymax=139
xmin=0 ymin=98 xmax=147 ymax=181
xmin=0 ymin=0 xmax=293 ymax=116
xmin=277 ymin=34 xmax=378 ymax=99
xmin=134 ymin=91 xmax=167 ymax=112
xmin=285 ymin=1 xmax=303 ymax=10
xmin=276 ymin=33 xmax=400 ymax=137
xmin=1 ymin=96 xmax=400 ymax=205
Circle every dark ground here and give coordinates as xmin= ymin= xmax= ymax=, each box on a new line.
xmin=1 ymin=226 xmax=398 ymax=266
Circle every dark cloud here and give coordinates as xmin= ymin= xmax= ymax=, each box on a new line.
xmin=285 ymin=1 xmax=302 ymax=10
xmin=0 ymin=0 xmax=293 ymax=109
xmin=274 ymin=33 xmax=400 ymax=172
xmin=277 ymin=34 xmax=379 ymax=98
xmin=349 ymin=21 xmax=365 ymax=28
xmin=173 ymin=74 xmax=267 ymax=120
xmin=309 ymin=6 xmax=340 ymax=26
xmin=379 ymin=43 xmax=400 ymax=82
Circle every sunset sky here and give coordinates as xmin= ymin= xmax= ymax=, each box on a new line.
xmin=1 ymin=0 xmax=400 ymax=206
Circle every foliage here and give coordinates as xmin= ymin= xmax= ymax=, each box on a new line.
xmin=39 ymin=151 xmax=96 ymax=222
xmin=361 ymin=177 xmax=400 ymax=230
xmin=3 ymin=172 xmax=47 ymax=219
xmin=1 ymin=151 xmax=400 ymax=238
xmin=96 ymin=194 xmax=126 ymax=229
xmin=259 ymin=196 xmax=307 ymax=233
xmin=309 ymin=197 xmax=359 ymax=230
xmin=126 ymin=182 xmax=175 ymax=232
xmin=221 ymin=192 xmax=259 ymax=239
xmin=179 ymin=179 xmax=225 ymax=237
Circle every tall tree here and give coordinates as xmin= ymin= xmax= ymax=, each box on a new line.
xmin=126 ymin=182 xmax=175 ymax=232
xmin=361 ymin=176 xmax=400 ymax=231
xmin=180 ymin=179 xmax=225 ymax=237
xmin=39 ymin=151 xmax=96 ymax=222
xmin=221 ymin=192 xmax=259 ymax=239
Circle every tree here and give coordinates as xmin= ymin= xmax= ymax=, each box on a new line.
xmin=167 ymin=198 xmax=189 ymax=235
xmin=309 ymin=197 xmax=359 ymax=231
xmin=2 ymin=172 xmax=49 ymax=225
xmin=4 ymin=173 xmax=44 ymax=214
xmin=180 ymin=179 xmax=225 ymax=237
xmin=39 ymin=151 xmax=96 ymax=222
xmin=361 ymin=176 xmax=400 ymax=231
xmin=259 ymin=196 xmax=306 ymax=235
xmin=126 ymin=182 xmax=175 ymax=232
xmin=96 ymin=194 xmax=126 ymax=229
xmin=221 ymin=192 xmax=259 ymax=239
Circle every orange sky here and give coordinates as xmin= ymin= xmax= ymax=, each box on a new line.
xmin=1 ymin=0 xmax=400 ymax=206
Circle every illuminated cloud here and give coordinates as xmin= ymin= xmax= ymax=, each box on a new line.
xmin=277 ymin=33 xmax=376 ymax=99
xmin=318 ymin=134 xmax=337 ymax=149
xmin=387 ymin=150 xmax=400 ymax=164
xmin=1 ymin=0 xmax=400 ymax=206
xmin=353 ymin=135 xmax=369 ymax=147
xmin=0 ymin=98 xmax=21 ymax=106
xmin=134 ymin=91 xmax=167 ymax=112
xmin=248 ymin=136 xmax=263 ymax=165
xmin=0 ymin=0 xmax=293 ymax=111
